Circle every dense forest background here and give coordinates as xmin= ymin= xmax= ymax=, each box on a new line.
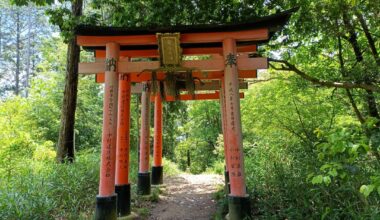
xmin=0 ymin=0 xmax=379 ymax=219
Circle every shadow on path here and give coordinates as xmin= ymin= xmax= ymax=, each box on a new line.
xmin=148 ymin=173 xmax=223 ymax=220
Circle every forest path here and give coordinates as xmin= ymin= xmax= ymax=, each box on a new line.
xmin=148 ymin=173 xmax=223 ymax=220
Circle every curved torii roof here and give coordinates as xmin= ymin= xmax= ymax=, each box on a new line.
xmin=75 ymin=8 xmax=297 ymax=51
xmin=76 ymin=8 xmax=297 ymax=95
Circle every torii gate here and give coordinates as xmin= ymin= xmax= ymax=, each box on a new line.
xmin=75 ymin=8 xmax=294 ymax=220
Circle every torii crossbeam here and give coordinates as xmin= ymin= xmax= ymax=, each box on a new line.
xmin=75 ymin=8 xmax=295 ymax=220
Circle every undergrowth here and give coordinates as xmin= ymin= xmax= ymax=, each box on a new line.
xmin=0 ymin=148 xmax=180 ymax=219
xmin=0 ymin=150 xmax=99 ymax=219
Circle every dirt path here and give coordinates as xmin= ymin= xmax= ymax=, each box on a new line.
xmin=148 ymin=173 xmax=223 ymax=220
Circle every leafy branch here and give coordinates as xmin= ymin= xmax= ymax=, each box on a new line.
xmin=268 ymin=58 xmax=380 ymax=93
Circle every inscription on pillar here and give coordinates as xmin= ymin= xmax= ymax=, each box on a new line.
xmin=119 ymin=74 xmax=131 ymax=171
xmin=143 ymin=98 xmax=150 ymax=163
xmin=226 ymin=80 xmax=242 ymax=178
xmin=225 ymin=53 xmax=237 ymax=67
xmin=105 ymin=85 xmax=115 ymax=178
xmin=105 ymin=58 xmax=117 ymax=71
xmin=228 ymin=82 xmax=236 ymax=131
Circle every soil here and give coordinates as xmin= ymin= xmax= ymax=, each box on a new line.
xmin=148 ymin=173 xmax=223 ymax=220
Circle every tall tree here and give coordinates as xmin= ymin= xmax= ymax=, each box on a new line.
xmin=267 ymin=1 xmax=380 ymax=128
xmin=0 ymin=2 xmax=51 ymax=97
xmin=56 ymin=0 xmax=83 ymax=163
xmin=10 ymin=0 xmax=84 ymax=162
xmin=14 ymin=9 xmax=20 ymax=95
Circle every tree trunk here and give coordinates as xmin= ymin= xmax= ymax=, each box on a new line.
xmin=56 ymin=0 xmax=83 ymax=163
xmin=25 ymin=7 xmax=32 ymax=97
xmin=187 ymin=149 xmax=191 ymax=168
xmin=337 ymin=34 xmax=366 ymax=125
xmin=0 ymin=12 xmax=2 ymax=58
xmin=366 ymin=90 xmax=380 ymax=119
xmin=15 ymin=10 xmax=20 ymax=96
xmin=356 ymin=12 xmax=380 ymax=66
xmin=342 ymin=11 xmax=380 ymax=122
xmin=342 ymin=11 xmax=363 ymax=62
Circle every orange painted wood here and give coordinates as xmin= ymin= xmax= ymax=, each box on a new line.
xmin=99 ymin=42 xmax=119 ymax=197
xmin=153 ymin=95 xmax=163 ymax=167
xmin=237 ymin=45 xmax=257 ymax=53
xmin=115 ymin=74 xmax=131 ymax=185
xmin=118 ymin=61 xmax=160 ymax=73
xmin=223 ymin=38 xmax=247 ymax=197
xmin=80 ymin=59 xmax=224 ymax=74
xmin=96 ymin=73 xmax=105 ymax=83
xmin=95 ymin=50 xmax=105 ymax=57
xmin=237 ymin=70 xmax=257 ymax=79
xmin=123 ymin=49 xmax=159 ymax=57
xmin=80 ymin=57 xmax=264 ymax=75
xmin=183 ymin=47 xmax=223 ymax=55
xmin=182 ymin=59 xmax=224 ymax=71
xmin=79 ymin=62 xmax=105 ymax=74
xmin=77 ymin=28 xmax=268 ymax=46
xmin=78 ymin=35 xmax=157 ymax=47
xmin=95 ymin=70 xmax=257 ymax=83
xmin=139 ymin=85 xmax=151 ymax=173
xmin=93 ymin=45 xmax=256 ymax=58
xmin=237 ymin=57 xmax=268 ymax=70
xmin=181 ymin=28 xmax=268 ymax=43
xmin=220 ymin=79 xmax=230 ymax=172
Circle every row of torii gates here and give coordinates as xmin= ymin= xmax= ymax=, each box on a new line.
xmin=75 ymin=9 xmax=294 ymax=220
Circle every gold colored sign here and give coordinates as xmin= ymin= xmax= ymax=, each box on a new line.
xmin=157 ymin=33 xmax=182 ymax=66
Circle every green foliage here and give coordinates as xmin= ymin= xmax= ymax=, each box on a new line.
xmin=162 ymin=157 xmax=181 ymax=177
xmin=0 ymin=36 xmax=115 ymax=218
xmin=175 ymin=101 xmax=222 ymax=173
xmin=0 ymin=97 xmax=40 ymax=179
xmin=240 ymin=75 xmax=380 ymax=219
xmin=0 ymin=151 xmax=99 ymax=219
xmin=75 ymin=76 xmax=103 ymax=149
xmin=10 ymin=0 xmax=54 ymax=6
xmin=310 ymin=120 xmax=380 ymax=202
xmin=4 ymin=1 xmax=380 ymax=219
xmin=162 ymin=101 xmax=187 ymax=159
xmin=88 ymin=0 xmax=271 ymax=27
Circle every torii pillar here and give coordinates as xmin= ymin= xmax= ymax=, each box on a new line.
xmin=115 ymin=73 xmax=132 ymax=217
xmin=152 ymin=94 xmax=164 ymax=185
xmin=220 ymin=78 xmax=230 ymax=195
xmin=137 ymin=83 xmax=151 ymax=195
xmin=95 ymin=42 xmax=119 ymax=220
xmin=223 ymin=38 xmax=251 ymax=219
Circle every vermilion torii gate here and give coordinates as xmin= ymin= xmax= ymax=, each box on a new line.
xmin=75 ymin=9 xmax=294 ymax=220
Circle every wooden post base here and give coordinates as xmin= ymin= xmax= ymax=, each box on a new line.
xmin=224 ymin=170 xmax=230 ymax=195
xmin=151 ymin=166 xmax=163 ymax=185
xmin=115 ymin=184 xmax=131 ymax=217
xmin=227 ymin=195 xmax=251 ymax=220
xmin=95 ymin=194 xmax=117 ymax=220
xmin=137 ymin=172 xmax=151 ymax=195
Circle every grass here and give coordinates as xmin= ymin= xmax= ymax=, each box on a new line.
xmin=0 ymin=150 xmax=100 ymax=219
xmin=0 ymin=149 xmax=182 ymax=219
xmin=162 ymin=157 xmax=181 ymax=176
xmin=212 ymin=185 xmax=229 ymax=220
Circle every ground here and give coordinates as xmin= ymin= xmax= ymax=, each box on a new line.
xmin=148 ymin=173 xmax=223 ymax=220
